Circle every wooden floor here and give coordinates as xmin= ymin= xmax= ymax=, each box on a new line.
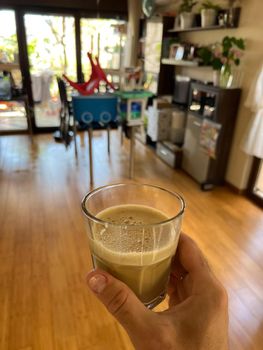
xmin=0 ymin=131 xmax=262 ymax=350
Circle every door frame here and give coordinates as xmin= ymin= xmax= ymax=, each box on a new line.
xmin=246 ymin=157 xmax=263 ymax=208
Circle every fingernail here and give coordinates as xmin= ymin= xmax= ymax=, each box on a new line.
xmin=88 ymin=274 xmax=107 ymax=294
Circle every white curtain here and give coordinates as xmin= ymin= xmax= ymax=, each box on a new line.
xmin=242 ymin=64 xmax=263 ymax=159
xmin=31 ymin=70 xmax=53 ymax=104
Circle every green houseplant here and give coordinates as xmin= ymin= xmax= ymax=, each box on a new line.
xmin=179 ymin=0 xmax=197 ymax=29
xmin=200 ymin=1 xmax=221 ymax=27
xmin=217 ymin=36 xmax=245 ymax=87
xmin=197 ymin=36 xmax=245 ymax=87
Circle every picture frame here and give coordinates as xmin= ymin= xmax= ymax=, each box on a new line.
xmin=169 ymin=43 xmax=185 ymax=60
xmin=169 ymin=43 xmax=179 ymax=59
xmin=175 ymin=46 xmax=185 ymax=60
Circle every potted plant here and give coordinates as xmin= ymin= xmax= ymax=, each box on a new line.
xmin=197 ymin=36 xmax=245 ymax=87
xmin=217 ymin=36 xmax=245 ymax=87
xmin=179 ymin=0 xmax=197 ymax=29
xmin=197 ymin=45 xmax=220 ymax=85
xmin=200 ymin=1 xmax=221 ymax=27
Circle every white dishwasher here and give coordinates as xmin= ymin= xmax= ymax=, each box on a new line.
xmin=182 ymin=113 xmax=210 ymax=184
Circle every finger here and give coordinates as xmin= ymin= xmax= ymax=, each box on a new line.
xmin=87 ymin=269 xmax=154 ymax=341
xmin=177 ymin=233 xmax=210 ymax=276
xmin=170 ymin=255 xmax=187 ymax=280
xmin=168 ymin=290 xmax=181 ymax=307
xmin=167 ymin=275 xmax=182 ymax=307
xmin=167 ymin=271 xmax=187 ymax=295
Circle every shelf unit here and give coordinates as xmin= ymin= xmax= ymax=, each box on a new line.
xmin=182 ymin=82 xmax=241 ymax=188
xmin=138 ymin=7 xmax=241 ymax=95
xmin=167 ymin=7 xmax=241 ymax=34
xmin=157 ymin=6 xmax=242 ymax=95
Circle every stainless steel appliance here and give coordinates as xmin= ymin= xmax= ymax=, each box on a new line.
xmin=182 ymin=82 xmax=241 ymax=189
xmin=182 ymin=113 xmax=210 ymax=184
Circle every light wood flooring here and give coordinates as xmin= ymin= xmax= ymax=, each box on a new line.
xmin=0 ymin=131 xmax=262 ymax=350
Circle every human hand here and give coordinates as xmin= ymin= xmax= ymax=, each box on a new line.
xmin=87 ymin=234 xmax=229 ymax=350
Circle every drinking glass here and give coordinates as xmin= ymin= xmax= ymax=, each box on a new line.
xmin=81 ymin=183 xmax=185 ymax=309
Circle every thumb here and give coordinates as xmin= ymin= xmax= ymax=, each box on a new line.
xmin=87 ymin=269 xmax=154 ymax=339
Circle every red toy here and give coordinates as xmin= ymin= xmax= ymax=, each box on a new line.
xmin=63 ymin=52 xmax=115 ymax=95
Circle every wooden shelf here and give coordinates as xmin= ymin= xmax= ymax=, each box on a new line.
xmin=161 ymin=58 xmax=199 ymax=67
xmin=168 ymin=24 xmax=237 ymax=33
xmin=0 ymin=63 xmax=20 ymax=71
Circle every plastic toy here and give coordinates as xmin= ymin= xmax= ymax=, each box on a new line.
xmin=63 ymin=52 xmax=115 ymax=95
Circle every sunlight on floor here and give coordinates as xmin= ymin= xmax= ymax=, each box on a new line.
xmin=35 ymin=100 xmax=60 ymax=127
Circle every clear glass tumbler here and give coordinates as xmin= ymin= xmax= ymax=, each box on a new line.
xmin=81 ymin=183 xmax=185 ymax=308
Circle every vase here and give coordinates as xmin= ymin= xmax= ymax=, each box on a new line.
xmin=219 ymin=64 xmax=233 ymax=88
xmin=230 ymin=67 xmax=244 ymax=88
xmin=201 ymin=9 xmax=217 ymax=27
xmin=213 ymin=70 xmax=220 ymax=86
xmin=180 ymin=12 xmax=195 ymax=29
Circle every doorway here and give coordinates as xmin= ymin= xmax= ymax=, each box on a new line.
xmin=24 ymin=13 xmax=76 ymax=128
xmin=247 ymin=158 xmax=263 ymax=207
xmin=254 ymin=161 xmax=263 ymax=198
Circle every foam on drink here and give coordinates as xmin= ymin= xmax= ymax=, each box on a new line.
xmin=89 ymin=204 xmax=179 ymax=304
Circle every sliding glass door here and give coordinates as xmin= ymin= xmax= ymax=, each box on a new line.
xmin=80 ymin=19 xmax=126 ymax=87
xmin=1 ymin=9 xmax=127 ymax=132
xmin=24 ymin=13 xmax=76 ymax=128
